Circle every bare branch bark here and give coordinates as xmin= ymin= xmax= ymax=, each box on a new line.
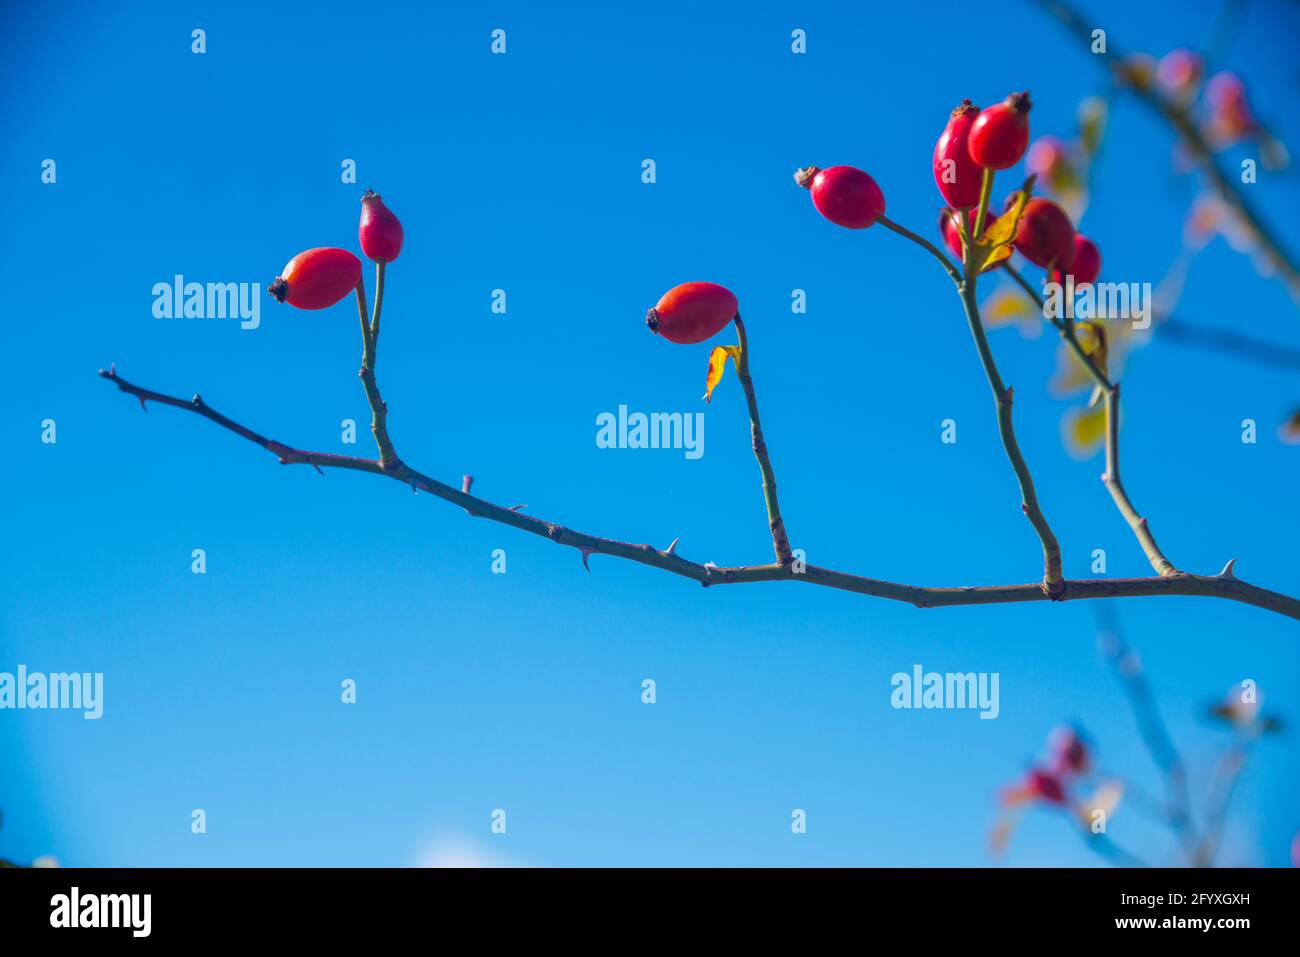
xmin=96 ymin=366 xmax=1300 ymax=620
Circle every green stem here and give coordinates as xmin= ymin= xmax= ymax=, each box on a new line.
xmin=1006 ymin=265 xmax=1176 ymax=576
xmin=371 ymin=261 xmax=386 ymax=343
xmin=734 ymin=315 xmax=793 ymax=565
xmin=354 ymin=280 xmax=399 ymax=471
xmin=878 ymin=216 xmax=961 ymax=284
xmin=970 ymin=167 xmax=994 ymax=259
xmin=958 ymin=278 xmax=1064 ymax=590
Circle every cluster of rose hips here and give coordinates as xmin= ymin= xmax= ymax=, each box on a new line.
xmin=645 ymin=91 xmax=1106 ymax=360
xmin=268 ymin=189 xmax=404 ymax=310
xmin=1004 ymin=726 xmax=1092 ymax=809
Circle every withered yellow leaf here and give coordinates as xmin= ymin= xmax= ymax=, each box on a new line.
xmin=1062 ymin=402 xmax=1107 ymax=459
xmin=703 ymin=345 xmax=741 ymax=402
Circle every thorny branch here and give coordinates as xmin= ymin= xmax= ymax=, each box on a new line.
xmin=1034 ymin=0 xmax=1300 ymax=300
xmin=98 ymin=324 xmax=1300 ymax=621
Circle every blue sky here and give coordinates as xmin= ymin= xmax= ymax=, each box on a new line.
xmin=2 ymin=0 xmax=1297 ymax=867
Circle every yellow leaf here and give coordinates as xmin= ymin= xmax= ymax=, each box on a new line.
xmin=1062 ymin=402 xmax=1107 ymax=459
xmin=981 ymin=287 xmax=1037 ymax=328
xmin=1077 ymin=96 xmax=1108 ymax=157
xmin=970 ymin=178 xmax=1035 ymax=274
xmin=703 ymin=345 xmax=740 ymax=402
xmin=1075 ymin=320 xmax=1110 ymax=381
xmin=1075 ymin=780 xmax=1123 ymax=826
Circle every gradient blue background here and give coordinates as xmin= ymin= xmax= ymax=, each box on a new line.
xmin=2 ymin=0 xmax=1297 ymax=867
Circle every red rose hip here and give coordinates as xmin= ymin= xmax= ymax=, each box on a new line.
xmin=1013 ymin=197 xmax=1076 ymax=269
xmin=646 ymin=282 xmax=738 ymax=345
xmin=269 ymin=247 xmax=362 ymax=310
xmin=795 ymin=165 xmax=885 ymax=229
xmin=1053 ymin=235 xmax=1101 ymax=285
xmin=359 ymin=189 xmax=404 ymax=264
xmin=968 ymin=92 xmax=1032 ymax=170
xmin=933 ymin=100 xmax=985 ymax=209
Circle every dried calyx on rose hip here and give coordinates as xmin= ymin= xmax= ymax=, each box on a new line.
xmin=359 ymin=189 xmax=404 ymax=264
xmin=269 ymin=247 xmax=363 ymax=310
xmin=794 ymin=165 xmax=885 ymax=229
xmin=968 ymin=92 xmax=1032 ymax=171
xmin=646 ymin=281 xmax=738 ymax=345
xmin=1053 ymin=235 xmax=1101 ymax=285
xmin=933 ymin=100 xmax=985 ymax=209
xmin=1012 ymin=197 xmax=1076 ymax=270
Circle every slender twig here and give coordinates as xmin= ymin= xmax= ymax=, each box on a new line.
xmin=958 ymin=278 xmax=1066 ymax=592
xmin=371 ymin=261 xmax=386 ymax=341
xmin=733 ymin=314 xmax=793 ymax=565
xmin=1034 ymin=0 xmax=1300 ymax=300
xmin=354 ymin=278 xmax=400 ymax=470
xmin=885 ymin=206 xmax=1066 ymax=589
xmin=1006 ymin=266 xmax=1177 ymax=576
xmin=877 ymin=216 xmax=962 ymax=283
xmin=99 ymin=365 xmax=1300 ymax=617
xmin=972 ymin=167 xmax=994 ymax=244
xmin=1095 ymin=608 xmax=1198 ymax=860
xmin=1192 ymin=742 xmax=1251 ymax=867
xmin=1158 ymin=319 xmax=1300 ymax=371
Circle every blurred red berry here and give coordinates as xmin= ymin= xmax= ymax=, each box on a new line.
xmin=359 ymin=190 xmax=404 ymax=264
xmin=1156 ymin=48 xmax=1203 ymax=100
xmin=1013 ymin=197 xmax=1076 ymax=269
xmin=646 ymin=281 xmax=738 ymax=345
xmin=269 ymin=247 xmax=362 ymax=310
xmin=933 ymin=100 xmax=985 ymax=209
xmin=1053 ymin=235 xmax=1101 ymax=285
xmin=1026 ymin=768 xmax=1066 ymax=804
xmin=1048 ymin=727 xmax=1091 ymax=775
xmin=1205 ymin=72 xmax=1256 ymax=141
xmin=1025 ymin=136 xmax=1068 ymax=180
xmin=795 ymin=165 xmax=886 ymax=229
xmin=968 ymin=92 xmax=1032 ymax=170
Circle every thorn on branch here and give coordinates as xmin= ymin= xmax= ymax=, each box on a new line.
xmin=579 ymin=547 xmax=595 ymax=571
xmin=509 ymin=504 xmax=528 ymax=512
xmin=462 ymin=475 xmax=474 ymax=495
xmin=1218 ymin=558 xmax=1238 ymax=580
xmin=665 ymin=537 xmax=680 ymax=557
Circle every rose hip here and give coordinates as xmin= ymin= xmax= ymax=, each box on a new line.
xmin=359 ymin=189 xmax=404 ymax=264
xmin=1013 ymin=197 xmax=1076 ymax=269
xmin=968 ymin=92 xmax=1032 ymax=170
xmin=933 ymin=100 xmax=984 ymax=209
xmin=646 ymin=282 xmax=738 ymax=344
xmin=794 ymin=165 xmax=885 ymax=229
xmin=269 ymin=247 xmax=363 ymax=310
xmin=1053 ymin=235 xmax=1101 ymax=285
